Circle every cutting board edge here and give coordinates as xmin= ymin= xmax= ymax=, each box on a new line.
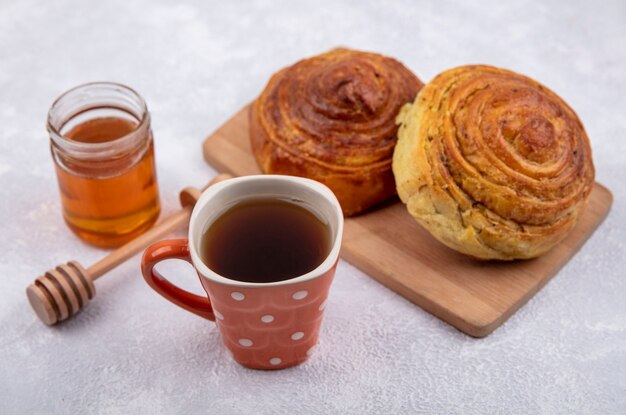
xmin=201 ymin=103 xmax=614 ymax=338
xmin=340 ymin=248 xmax=504 ymax=338
xmin=342 ymin=182 xmax=612 ymax=338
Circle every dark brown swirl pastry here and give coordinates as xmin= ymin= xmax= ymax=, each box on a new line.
xmin=393 ymin=65 xmax=595 ymax=260
xmin=250 ymin=48 xmax=423 ymax=216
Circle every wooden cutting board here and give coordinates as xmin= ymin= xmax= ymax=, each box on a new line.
xmin=202 ymin=105 xmax=613 ymax=337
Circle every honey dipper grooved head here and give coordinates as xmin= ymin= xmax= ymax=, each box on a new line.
xmin=26 ymin=261 xmax=95 ymax=325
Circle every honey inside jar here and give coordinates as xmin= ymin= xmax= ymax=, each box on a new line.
xmin=48 ymin=83 xmax=161 ymax=248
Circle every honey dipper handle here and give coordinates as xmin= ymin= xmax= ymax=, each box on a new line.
xmin=87 ymin=174 xmax=233 ymax=280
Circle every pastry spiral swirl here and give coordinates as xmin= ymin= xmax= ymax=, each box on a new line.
xmin=393 ymin=65 xmax=595 ymax=260
xmin=250 ymin=48 xmax=423 ymax=216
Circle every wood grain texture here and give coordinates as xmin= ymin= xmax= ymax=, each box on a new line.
xmin=203 ymin=105 xmax=612 ymax=337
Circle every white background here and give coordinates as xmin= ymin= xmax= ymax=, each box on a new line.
xmin=1 ymin=0 xmax=625 ymax=413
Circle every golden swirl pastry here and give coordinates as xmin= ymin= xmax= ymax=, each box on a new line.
xmin=393 ymin=65 xmax=595 ymax=260
xmin=250 ymin=48 xmax=423 ymax=216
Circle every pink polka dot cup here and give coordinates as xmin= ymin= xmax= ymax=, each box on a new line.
xmin=141 ymin=175 xmax=343 ymax=370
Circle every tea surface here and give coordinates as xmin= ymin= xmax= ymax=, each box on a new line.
xmin=201 ymin=199 xmax=330 ymax=283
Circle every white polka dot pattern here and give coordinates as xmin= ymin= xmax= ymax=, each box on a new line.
xmin=202 ymin=260 xmax=338 ymax=369
xmin=238 ymin=338 xmax=253 ymax=347
xmin=231 ymin=292 xmax=245 ymax=301
xmin=307 ymin=345 xmax=317 ymax=356
xmin=292 ymin=290 xmax=308 ymax=300
xmin=214 ymin=309 xmax=224 ymax=320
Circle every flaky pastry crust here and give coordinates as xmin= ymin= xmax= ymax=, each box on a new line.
xmin=393 ymin=65 xmax=595 ymax=260
xmin=250 ymin=48 xmax=423 ymax=216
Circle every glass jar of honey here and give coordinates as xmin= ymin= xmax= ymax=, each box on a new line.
xmin=47 ymin=82 xmax=161 ymax=248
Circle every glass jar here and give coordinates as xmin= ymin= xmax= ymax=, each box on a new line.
xmin=47 ymin=82 xmax=161 ymax=248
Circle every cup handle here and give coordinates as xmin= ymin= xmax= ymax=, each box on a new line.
xmin=141 ymin=239 xmax=215 ymax=321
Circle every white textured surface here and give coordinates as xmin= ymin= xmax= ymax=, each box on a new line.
xmin=1 ymin=0 xmax=625 ymax=413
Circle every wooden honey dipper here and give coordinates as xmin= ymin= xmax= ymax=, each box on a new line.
xmin=26 ymin=173 xmax=233 ymax=326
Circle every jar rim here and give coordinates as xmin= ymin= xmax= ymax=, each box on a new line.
xmin=47 ymin=81 xmax=150 ymax=156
